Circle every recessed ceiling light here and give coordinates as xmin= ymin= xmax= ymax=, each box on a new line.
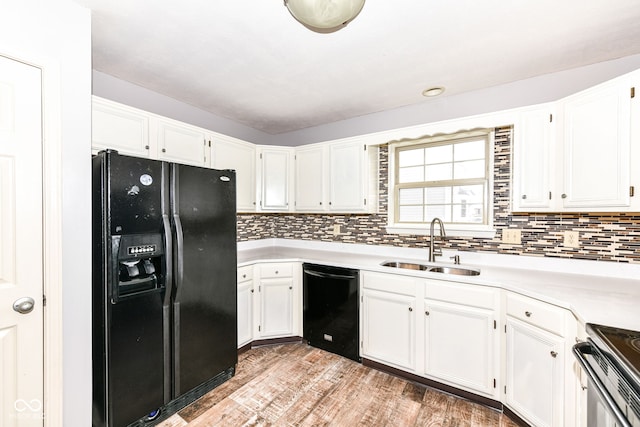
xmin=422 ymin=87 xmax=445 ymax=97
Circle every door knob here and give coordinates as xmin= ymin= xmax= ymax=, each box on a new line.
xmin=13 ymin=297 xmax=35 ymax=314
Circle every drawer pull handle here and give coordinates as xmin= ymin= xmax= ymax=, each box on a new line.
xmin=525 ymin=311 xmax=532 ymax=317
xmin=550 ymin=351 xmax=558 ymax=358
xmin=408 ymin=307 xmax=413 ymax=312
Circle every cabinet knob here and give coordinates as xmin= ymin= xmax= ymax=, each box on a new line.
xmin=162 ymin=148 xmax=166 ymax=153
xmin=275 ymin=271 xmax=279 ymax=274
xmin=144 ymin=145 xmax=149 ymax=150
xmin=319 ymin=202 xmax=322 ymax=205
xmin=289 ymin=286 xmax=292 ymax=290
xmin=522 ymin=194 xmax=527 ymax=200
xmin=408 ymin=307 xmax=413 ymax=312
xmin=242 ymin=274 xmax=246 ymax=279
xmin=561 ymin=193 xmax=567 ymax=199
xmin=550 ymin=351 xmax=558 ymax=358
xmin=425 ymin=311 xmax=430 ymax=316
xmin=251 ymin=289 xmax=254 ymax=293
xmin=525 ymin=311 xmax=532 ymax=317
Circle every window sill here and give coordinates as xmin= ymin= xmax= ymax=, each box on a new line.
xmin=385 ymin=224 xmax=497 ymax=239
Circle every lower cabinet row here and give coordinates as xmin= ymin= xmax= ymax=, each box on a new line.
xmin=237 ymin=264 xmax=586 ymax=427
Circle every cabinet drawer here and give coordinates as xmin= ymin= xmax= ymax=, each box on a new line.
xmin=362 ymin=271 xmax=415 ymax=296
xmin=506 ymin=293 xmax=566 ymax=336
xmin=238 ymin=265 xmax=253 ymax=283
xmin=259 ymin=262 xmax=293 ymax=279
xmin=425 ymin=281 xmax=497 ymax=309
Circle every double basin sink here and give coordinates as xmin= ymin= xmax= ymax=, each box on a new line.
xmin=380 ymin=261 xmax=480 ymax=276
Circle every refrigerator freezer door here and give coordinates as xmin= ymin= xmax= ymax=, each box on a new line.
xmin=171 ymin=164 xmax=238 ymax=397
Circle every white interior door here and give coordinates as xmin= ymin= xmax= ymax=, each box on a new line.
xmin=0 ymin=55 xmax=44 ymax=426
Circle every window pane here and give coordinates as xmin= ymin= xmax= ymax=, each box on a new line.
xmin=453 ymin=203 xmax=483 ymax=223
xmin=398 ymin=148 xmax=424 ymax=167
xmin=399 ymin=206 xmax=424 ymax=222
xmin=425 ymin=145 xmax=452 ymax=164
xmin=399 ymin=188 xmax=424 ymax=205
xmin=454 ymin=159 xmax=485 ymax=180
xmin=453 ymin=185 xmax=484 ymax=204
xmin=425 ymin=163 xmax=452 ymax=181
xmin=425 ymin=205 xmax=451 ymax=222
xmin=425 ymin=186 xmax=451 ymax=204
xmin=454 ymin=140 xmax=485 ymax=161
xmin=399 ymin=166 xmax=424 ymax=183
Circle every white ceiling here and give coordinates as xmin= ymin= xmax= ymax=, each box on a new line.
xmin=77 ymin=0 xmax=640 ymax=135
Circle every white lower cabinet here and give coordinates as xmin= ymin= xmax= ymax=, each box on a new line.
xmin=423 ymin=300 xmax=498 ymax=398
xmin=505 ymin=293 xmax=569 ymax=427
xmin=254 ymin=262 xmax=301 ymax=339
xmin=237 ymin=265 xmax=254 ymax=348
xmin=361 ymin=271 xmax=417 ymax=371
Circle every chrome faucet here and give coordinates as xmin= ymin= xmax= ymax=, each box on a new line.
xmin=428 ymin=217 xmax=447 ymax=262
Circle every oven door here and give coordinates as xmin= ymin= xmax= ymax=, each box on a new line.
xmin=573 ymin=341 xmax=634 ymax=427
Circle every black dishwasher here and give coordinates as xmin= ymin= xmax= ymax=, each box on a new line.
xmin=303 ymin=263 xmax=360 ymax=362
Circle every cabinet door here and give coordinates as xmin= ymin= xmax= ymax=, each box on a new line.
xmin=424 ymin=300 xmax=496 ymax=397
xmin=237 ymin=280 xmax=253 ymax=348
xmin=362 ymin=289 xmax=415 ymax=371
xmin=212 ymin=136 xmax=256 ymax=211
xmin=295 ymin=145 xmax=325 ymax=211
xmin=259 ymin=148 xmax=291 ymax=211
xmin=512 ymin=105 xmax=555 ymax=211
xmin=561 ymin=78 xmax=632 ymax=209
xmin=329 ymin=141 xmax=366 ymax=211
xmin=156 ymin=119 xmax=208 ymax=167
xmin=506 ymin=317 xmax=564 ymax=427
xmin=92 ymin=98 xmax=151 ymax=158
xmin=258 ymin=278 xmax=293 ymax=338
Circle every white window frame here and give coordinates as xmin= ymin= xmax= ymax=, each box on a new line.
xmin=386 ymin=129 xmax=496 ymax=238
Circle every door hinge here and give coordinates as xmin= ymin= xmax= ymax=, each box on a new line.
xmin=360 ymin=340 xmax=363 ymax=348
xmin=631 ymin=186 xmax=635 ymax=197
xmin=43 ymin=295 xmax=47 ymax=307
xmin=258 ymin=325 xmax=261 ymax=332
xmin=549 ymin=191 xmax=552 ymax=200
xmin=208 ymin=140 xmax=211 ymax=147
xmin=260 ymin=153 xmax=263 ymax=159
xmin=504 ymin=385 xmax=507 ymax=394
xmin=493 ymin=378 xmax=496 ymax=388
xmin=493 ymin=320 xmax=497 ymax=329
xmin=364 ymin=198 xmax=367 ymax=205
xmin=632 ymin=87 xmax=636 ymax=98
xmin=258 ymin=285 xmax=261 ymax=292
xmin=361 ymin=296 xmax=363 ymax=303
xmin=504 ymin=324 xmax=507 ymax=333
xmin=549 ymin=113 xmax=553 ymax=122
xmin=364 ymin=144 xmax=367 ymax=151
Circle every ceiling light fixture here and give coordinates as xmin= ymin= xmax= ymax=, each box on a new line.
xmin=284 ymin=0 xmax=366 ymax=33
xmin=422 ymin=87 xmax=445 ymax=97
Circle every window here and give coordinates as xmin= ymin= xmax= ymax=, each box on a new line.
xmin=390 ymin=130 xmax=493 ymax=234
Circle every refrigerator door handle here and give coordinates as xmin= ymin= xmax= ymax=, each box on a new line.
xmin=173 ymin=212 xmax=185 ymax=301
xmin=162 ymin=213 xmax=173 ymax=404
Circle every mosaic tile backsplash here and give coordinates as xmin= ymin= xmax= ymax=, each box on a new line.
xmin=238 ymin=127 xmax=640 ymax=264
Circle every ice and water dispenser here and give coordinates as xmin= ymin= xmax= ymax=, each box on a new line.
xmin=110 ymin=233 xmax=165 ymax=301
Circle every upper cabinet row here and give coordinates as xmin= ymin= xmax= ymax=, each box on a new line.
xmin=92 ymin=96 xmax=377 ymax=213
xmin=512 ymin=70 xmax=639 ymax=212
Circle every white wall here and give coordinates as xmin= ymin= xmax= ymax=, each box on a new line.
xmin=93 ymin=53 xmax=640 ymax=146
xmin=0 ymin=1 xmax=92 ymax=426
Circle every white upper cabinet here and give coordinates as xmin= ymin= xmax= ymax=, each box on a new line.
xmin=293 ymin=139 xmax=377 ymax=213
xmin=212 ymin=135 xmax=256 ymax=211
xmin=512 ymin=104 xmax=555 ymax=211
xmin=257 ymin=146 xmax=293 ymax=212
xmin=512 ymin=70 xmax=639 ymax=213
xmin=92 ymin=97 xmax=151 ymax=158
xmin=156 ymin=118 xmax=209 ymax=167
xmin=294 ymin=145 xmax=325 ymax=211
xmin=329 ymin=141 xmax=369 ymax=211
xmin=560 ymin=75 xmax=633 ymax=210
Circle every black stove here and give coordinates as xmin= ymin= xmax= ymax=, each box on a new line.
xmin=574 ymin=324 xmax=640 ymax=426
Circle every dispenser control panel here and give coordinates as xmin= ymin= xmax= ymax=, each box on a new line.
xmin=127 ymin=244 xmax=157 ymax=256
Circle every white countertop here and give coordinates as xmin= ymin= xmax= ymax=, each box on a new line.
xmin=238 ymin=239 xmax=640 ymax=332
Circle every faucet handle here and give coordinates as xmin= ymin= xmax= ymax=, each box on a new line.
xmin=450 ymin=255 xmax=460 ymax=265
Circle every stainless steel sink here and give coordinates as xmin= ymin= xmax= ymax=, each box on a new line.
xmin=427 ymin=266 xmax=480 ymax=276
xmin=380 ymin=261 xmax=480 ymax=276
xmin=380 ymin=261 xmax=430 ymax=271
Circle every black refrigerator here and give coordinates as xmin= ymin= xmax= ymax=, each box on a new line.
xmin=92 ymin=150 xmax=238 ymax=427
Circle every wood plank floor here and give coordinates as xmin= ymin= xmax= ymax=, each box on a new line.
xmin=158 ymin=343 xmax=520 ymax=426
